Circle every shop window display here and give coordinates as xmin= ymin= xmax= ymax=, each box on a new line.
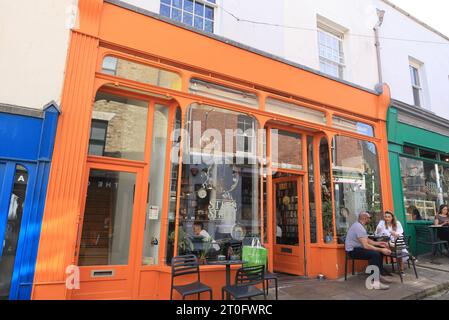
xmin=332 ymin=136 xmax=382 ymax=242
xmin=319 ymin=138 xmax=334 ymax=243
xmin=175 ymin=104 xmax=260 ymax=262
xmin=307 ymin=136 xmax=317 ymax=243
xmin=400 ymin=157 xmax=449 ymax=221
xmin=166 ymin=108 xmax=182 ymax=264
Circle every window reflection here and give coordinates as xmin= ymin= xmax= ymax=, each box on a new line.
xmin=400 ymin=157 xmax=447 ymax=221
xmin=142 ymin=105 xmax=169 ymax=265
xmin=307 ymin=136 xmax=317 ymax=243
xmin=319 ymin=138 xmax=334 ymax=243
xmin=271 ymin=130 xmax=302 ymax=171
xmin=89 ymin=92 xmax=148 ymax=161
xmin=332 ymin=136 xmax=382 ymax=242
xmin=101 ymin=56 xmax=182 ymax=91
xmin=176 ymin=105 xmax=260 ymax=261
xmin=0 ymin=165 xmax=28 ymax=299
xmin=166 ymin=108 xmax=182 ymax=265
xmin=79 ymin=170 xmax=136 ymax=266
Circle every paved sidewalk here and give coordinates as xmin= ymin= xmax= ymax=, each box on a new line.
xmin=262 ymin=254 xmax=449 ymax=300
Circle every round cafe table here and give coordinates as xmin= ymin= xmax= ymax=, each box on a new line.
xmin=207 ymin=260 xmax=246 ymax=300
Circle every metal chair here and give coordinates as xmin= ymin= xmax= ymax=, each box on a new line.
xmin=344 ymin=250 xmax=371 ymax=280
xmin=170 ymin=254 xmax=213 ymax=300
xmin=415 ymin=225 xmax=449 ymax=258
xmin=264 ymin=271 xmax=278 ymax=300
xmin=221 ymin=265 xmax=266 ymax=300
xmin=388 ymin=236 xmax=418 ymax=283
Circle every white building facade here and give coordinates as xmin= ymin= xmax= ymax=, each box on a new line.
xmin=0 ymin=0 xmax=73 ymax=110
xmin=120 ymin=0 xmax=449 ymax=119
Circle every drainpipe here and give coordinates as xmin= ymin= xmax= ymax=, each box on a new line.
xmin=374 ymin=9 xmax=386 ymax=89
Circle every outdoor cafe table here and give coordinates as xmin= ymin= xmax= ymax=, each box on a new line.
xmin=207 ymin=260 xmax=246 ymax=300
xmin=368 ymin=235 xmax=390 ymax=242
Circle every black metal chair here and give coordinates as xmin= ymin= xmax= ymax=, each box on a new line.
xmin=264 ymin=271 xmax=278 ymax=300
xmin=415 ymin=225 xmax=449 ymax=258
xmin=388 ymin=236 xmax=418 ymax=283
xmin=344 ymin=250 xmax=371 ymax=280
xmin=170 ymin=254 xmax=213 ymax=300
xmin=221 ymin=265 xmax=266 ymax=300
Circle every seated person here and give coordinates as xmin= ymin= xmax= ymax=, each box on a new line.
xmin=376 ymin=211 xmax=409 ymax=272
xmin=191 ymin=221 xmax=220 ymax=253
xmin=434 ymin=204 xmax=449 ymax=243
xmin=407 ymin=206 xmax=422 ymax=221
xmin=345 ymin=212 xmax=392 ymax=288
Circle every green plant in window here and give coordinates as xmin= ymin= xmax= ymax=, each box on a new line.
xmin=322 ymin=200 xmax=334 ymax=242
xmin=198 ymin=237 xmax=215 ymax=263
xmin=169 ymin=228 xmax=193 ymax=255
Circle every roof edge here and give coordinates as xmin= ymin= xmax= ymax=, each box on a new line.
xmin=381 ymin=0 xmax=449 ymax=43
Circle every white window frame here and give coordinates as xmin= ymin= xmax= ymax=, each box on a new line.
xmin=317 ymin=21 xmax=346 ymax=79
xmin=159 ymin=0 xmax=218 ymax=33
xmin=409 ymin=59 xmax=424 ymax=108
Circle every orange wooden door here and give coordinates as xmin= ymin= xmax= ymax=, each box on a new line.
xmin=273 ymin=176 xmax=305 ymax=276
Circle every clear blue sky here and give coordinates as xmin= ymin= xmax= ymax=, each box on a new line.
xmin=390 ymin=0 xmax=449 ymax=37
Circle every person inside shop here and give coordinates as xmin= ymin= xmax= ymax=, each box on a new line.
xmin=191 ymin=221 xmax=220 ymax=253
xmin=434 ymin=204 xmax=449 ymax=243
xmin=345 ymin=212 xmax=393 ymax=288
xmin=376 ymin=211 xmax=408 ymax=272
xmin=407 ymin=205 xmax=422 ymax=221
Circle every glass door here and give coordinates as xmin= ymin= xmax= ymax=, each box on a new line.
xmin=0 ymin=163 xmax=30 ymax=299
xmin=272 ymin=174 xmax=305 ymax=276
xmin=76 ymin=88 xmax=174 ymax=299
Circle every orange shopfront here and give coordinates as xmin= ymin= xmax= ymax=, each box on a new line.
xmin=31 ymin=0 xmax=393 ymax=300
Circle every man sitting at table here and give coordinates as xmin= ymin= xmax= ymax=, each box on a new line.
xmin=191 ymin=221 xmax=220 ymax=251
xmin=345 ymin=212 xmax=393 ymax=286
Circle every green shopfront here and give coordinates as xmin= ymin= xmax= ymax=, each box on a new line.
xmin=388 ymin=100 xmax=449 ymax=255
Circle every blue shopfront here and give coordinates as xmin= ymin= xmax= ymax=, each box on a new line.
xmin=0 ymin=103 xmax=59 ymax=300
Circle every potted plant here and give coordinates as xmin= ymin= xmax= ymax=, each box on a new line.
xmin=322 ymin=200 xmax=334 ymax=243
xmin=198 ymin=237 xmax=213 ymax=264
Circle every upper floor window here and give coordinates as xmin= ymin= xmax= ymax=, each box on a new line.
xmin=409 ymin=61 xmax=423 ymax=107
xmin=160 ymin=0 xmax=216 ymax=33
xmin=317 ymin=22 xmax=345 ymax=79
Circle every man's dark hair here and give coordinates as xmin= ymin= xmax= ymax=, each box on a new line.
xmin=193 ymin=221 xmax=204 ymax=229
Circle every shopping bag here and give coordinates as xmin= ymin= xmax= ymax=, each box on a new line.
xmin=242 ymin=238 xmax=267 ymax=268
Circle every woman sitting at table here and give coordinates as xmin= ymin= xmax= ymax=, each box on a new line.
xmin=434 ymin=204 xmax=449 ymax=243
xmin=376 ymin=211 xmax=408 ymax=272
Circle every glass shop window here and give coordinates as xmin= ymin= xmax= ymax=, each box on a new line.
xmin=332 ymin=115 xmax=374 ymax=137
xmin=142 ymin=105 xmax=170 ymax=265
xmin=271 ymin=130 xmax=302 ymax=171
xmin=332 ymin=136 xmax=382 ymax=242
xmin=419 ymin=149 xmax=437 ymax=160
xmin=319 ymin=138 xmax=334 ymax=243
xmin=189 ymin=79 xmax=259 ymax=109
xmin=403 ymin=145 xmax=417 ymax=156
xmin=166 ymin=108 xmax=182 ymax=264
xmin=101 ymin=56 xmax=182 ymax=91
xmin=78 ymin=170 xmax=136 ymax=266
xmin=0 ymin=165 xmax=28 ymax=299
xmin=400 ymin=157 xmax=448 ymax=221
xmin=307 ymin=136 xmax=317 ymax=243
xmin=265 ymin=97 xmax=327 ymax=125
xmin=89 ymin=92 xmax=149 ymax=161
xmin=174 ymin=104 xmax=260 ymax=262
